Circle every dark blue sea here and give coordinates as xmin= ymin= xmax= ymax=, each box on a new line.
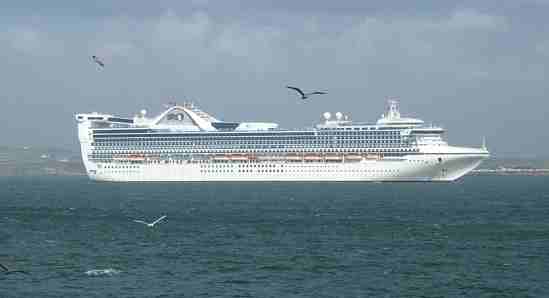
xmin=1 ymin=176 xmax=549 ymax=297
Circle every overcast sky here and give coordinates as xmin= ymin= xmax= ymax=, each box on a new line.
xmin=1 ymin=1 xmax=548 ymax=157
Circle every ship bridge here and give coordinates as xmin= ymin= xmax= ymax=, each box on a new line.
xmin=376 ymin=100 xmax=424 ymax=127
xmin=316 ymin=100 xmax=433 ymax=131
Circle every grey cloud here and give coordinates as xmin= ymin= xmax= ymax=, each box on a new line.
xmin=0 ymin=6 xmax=547 ymax=157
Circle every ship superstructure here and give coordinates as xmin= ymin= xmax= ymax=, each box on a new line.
xmin=75 ymin=101 xmax=489 ymax=182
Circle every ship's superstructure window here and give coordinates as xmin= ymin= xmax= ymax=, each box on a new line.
xmin=167 ymin=113 xmax=185 ymax=121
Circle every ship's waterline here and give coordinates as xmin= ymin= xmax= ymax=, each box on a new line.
xmin=76 ymin=100 xmax=489 ymax=182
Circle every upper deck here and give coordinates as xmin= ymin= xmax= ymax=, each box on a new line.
xmin=76 ymin=100 xmax=444 ymax=136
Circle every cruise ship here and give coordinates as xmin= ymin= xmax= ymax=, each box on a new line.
xmin=75 ymin=100 xmax=489 ymax=182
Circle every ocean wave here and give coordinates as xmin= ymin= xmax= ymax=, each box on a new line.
xmin=84 ymin=268 xmax=121 ymax=277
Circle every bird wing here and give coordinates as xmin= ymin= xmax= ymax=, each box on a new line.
xmin=286 ymin=86 xmax=305 ymax=97
xmin=6 ymin=270 xmax=30 ymax=275
xmin=92 ymin=56 xmax=105 ymax=67
xmin=151 ymin=215 xmax=167 ymax=225
xmin=0 ymin=263 xmax=8 ymax=272
xmin=133 ymin=220 xmax=148 ymax=225
xmin=310 ymin=91 xmax=327 ymax=95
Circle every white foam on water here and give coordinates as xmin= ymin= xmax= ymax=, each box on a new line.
xmin=85 ymin=268 xmax=121 ymax=277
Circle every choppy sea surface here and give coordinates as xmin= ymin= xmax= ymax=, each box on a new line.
xmin=1 ymin=176 xmax=549 ymax=297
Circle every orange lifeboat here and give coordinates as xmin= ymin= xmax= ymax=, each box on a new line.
xmin=285 ymin=154 xmax=302 ymax=161
xmin=304 ymin=154 xmax=322 ymax=161
xmin=230 ymin=154 xmax=249 ymax=161
xmin=365 ymin=153 xmax=381 ymax=160
xmin=128 ymin=154 xmax=145 ymax=161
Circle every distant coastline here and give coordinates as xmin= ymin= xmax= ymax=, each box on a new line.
xmin=0 ymin=146 xmax=85 ymax=176
xmin=469 ymin=158 xmax=549 ymax=176
xmin=470 ymin=168 xmax=549 ymax=176
xmin=1 ymin=146 xmax=548 ymax=177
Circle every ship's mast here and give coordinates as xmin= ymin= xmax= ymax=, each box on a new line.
xmin=385 ymin=97 xmax=400 ymax=119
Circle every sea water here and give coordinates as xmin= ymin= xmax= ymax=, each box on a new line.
xmin=1 ymin=176 xmax=548 ymax=297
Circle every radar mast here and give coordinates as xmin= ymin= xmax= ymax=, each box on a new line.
xmin=385 ymin=97 xmax=401 ymax=119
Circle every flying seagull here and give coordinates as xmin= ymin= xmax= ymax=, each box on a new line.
xmin=286 ymin=86 xmax=327 ymax=100
xmin=0 ymin=263 xmax=29 ymax=275
xmin=92 ymin=55 xmax=105 ymax=68
xmin=133 ymin=215 xmax=167 ymax=227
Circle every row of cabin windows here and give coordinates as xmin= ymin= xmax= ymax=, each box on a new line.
xmin=94 ymin=133 xmax=402 ymax=142
xmin=91 ymin=145 xmax=410 ymax=155
xmin=90 ymin=147 xmax=415 ymax=156
xmin=92 ymin=138 xmax=406 ymax=147
xmin=90 ymin=147 xmax=418 ymax=155
xmin=93 ymin=143 xmax=406 ymax=150
xmin=93 ymin=132 xmax=403 ymax=142
xmin=93 ymin=129 xmax=400 ymax=138
xmin=92 ymin=140 xmax=404 ymax=147
xmin=101 ymin=168 xmax=403 ymax=175
xmin=196 ymin=168 xmax=403 ymax=174
xmin=88 ymin=149 xmax=419 ymax=161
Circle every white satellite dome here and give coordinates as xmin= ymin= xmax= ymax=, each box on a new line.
xmin=335 ymin=112 xmax=343 ymax=120
xmin=323 ymin=112 xmax=331 ymax=120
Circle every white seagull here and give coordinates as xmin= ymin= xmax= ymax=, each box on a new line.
xmin=133 ymin=215 xmax=167 ymax=227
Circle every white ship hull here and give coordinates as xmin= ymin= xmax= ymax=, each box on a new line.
xmin=76 ymin=101 xmax=489 ymax=183
xmin=82 ymin=149 xmax=487 ymax=183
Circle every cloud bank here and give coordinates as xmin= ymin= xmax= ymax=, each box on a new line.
xmin=1 ymin=5 xmax=547 ymax=157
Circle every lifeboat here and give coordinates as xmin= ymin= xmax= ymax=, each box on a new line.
xmin=365 ymin=153 xmax=381 ymax=160
xmin=345 ymin=154 xmax=363 ymax=161
xmin=325 ymin=155 xmax=343 ymax=161
xmin=128 ymin=154 xmax=145 ymax=161
xmin=285 ymin=154 xmax=302 ymax=161
xmin=230 ymin=154 xmax=249 ymax=161
xmin=304 ymin=155 xmax=322 ymax=161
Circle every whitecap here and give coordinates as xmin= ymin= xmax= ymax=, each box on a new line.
xmin=85 ymin=268 xmax=121 ymax=277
